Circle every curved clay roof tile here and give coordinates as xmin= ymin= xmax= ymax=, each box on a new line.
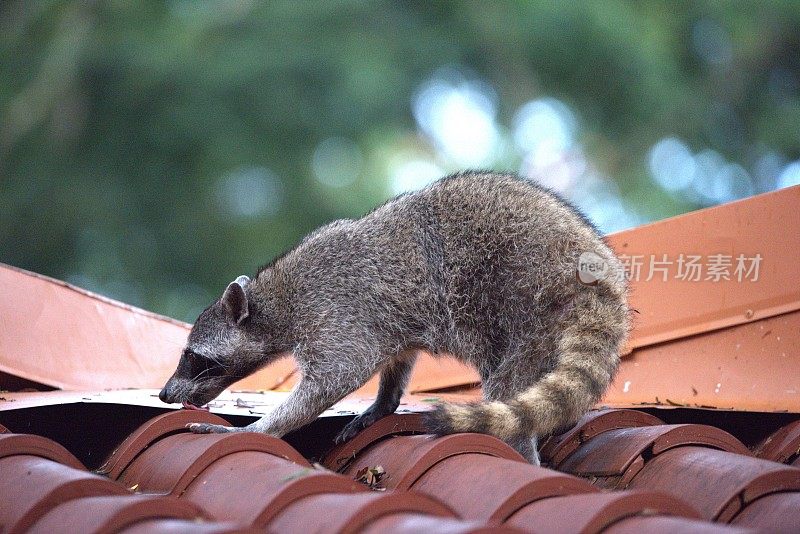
xmin=729 ymin=491 xmax=800 ymax=532
xmin=505 ymin=490 xmax=701 ymax=533
xmin=179 ymin=450 xmax=367 ymax=526
xmin=361 ymin=513 xmax=525 ymax=534
xmin=340 ymin=433 xmax=526 ymax=491
xmin=753 ymin=419 xmax=800 ymax=465
xmin=0 ymin=456 xmax=128 ymax=534
xmin=558 ymin=424 xmax=750 ymax=489
xmin=267 ymin=490 xmax=456 ymax=533
xmin=606 ymin=515 xmax=753 ymax=534
xmin=26 ymin=494 xmax=206 ymax=534
xmin=540 ymin=409 xmax=664 ymax=467
xmin=118 ymin=431 xmax=308 ymax=495
xmin=322 ymin=413 xmax=427 ymax=471
xmin=411 ymin=453 xmax=597 ymax=521
xmin=0 ymin=433 xmax=85 ymax=470
xmin=99 ymin=409 xmax=232 ymax=479
xmin=628 ymin=446 xmax=800 ymax=521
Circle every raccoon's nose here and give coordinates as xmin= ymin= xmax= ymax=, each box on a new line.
xmin=159 ymin=383 xmax=174 ymax=403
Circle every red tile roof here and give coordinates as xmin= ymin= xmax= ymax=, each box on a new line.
xmin=1 ymin=408 xmax=798 ymax=532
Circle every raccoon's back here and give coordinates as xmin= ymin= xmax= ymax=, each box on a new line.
xmin=280 ymin=171 xmax=615 ymax=340
xmin=419 ymin=171 xmax=600 ymax=250
xmin=408 ymin=172 xmax=606 ymax=291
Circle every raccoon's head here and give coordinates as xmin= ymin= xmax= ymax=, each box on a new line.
xmin=159 ymin=275 xmax=268 ymax=407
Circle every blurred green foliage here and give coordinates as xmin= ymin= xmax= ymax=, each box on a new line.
xmin=1 ymin=1 xmax=799 ymax=321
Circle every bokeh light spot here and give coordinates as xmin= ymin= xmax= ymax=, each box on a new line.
xmin=389 ymin=160 xmax=444 ymax=195
xmin=412 ymin=69 xmax=499 ymax=167
xmin=217 ymin=166 xmax=283 ymax=218
xmin=777 ymin=161 xmax=800 ymax=189
xmin=312 ymin=137 xmax=363 ymax=188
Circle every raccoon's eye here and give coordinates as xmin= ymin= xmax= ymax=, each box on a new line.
xmin=185 ymin=350 xmax=225 ymax=379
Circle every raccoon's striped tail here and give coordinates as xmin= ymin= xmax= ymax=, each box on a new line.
xmin=423 ymin=288 xmax=629 ymax=445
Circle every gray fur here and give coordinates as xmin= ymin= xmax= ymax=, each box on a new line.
xmin=159 ymin=171 xmax=629 ymax=462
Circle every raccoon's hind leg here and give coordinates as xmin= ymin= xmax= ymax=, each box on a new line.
xmin=334 ymin=351 xmax=417 ymax=444
xmin=424 ymin=288 xmax=628 ymax=464
xmin=481 ymin=366 xmax=545 ymax=465
xmin=508 ymin=434 xmax=541 ymax=465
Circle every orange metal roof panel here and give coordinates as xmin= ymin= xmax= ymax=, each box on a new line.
xmin=609 ymin=184 xmax=800 ymax=352
xmin=602 ymin=308 xmax=800 ymax=412
xmin=0 ymin=264 xmax=189 ymax=390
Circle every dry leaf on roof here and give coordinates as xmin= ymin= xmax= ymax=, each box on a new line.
xmin=354 ymin=465 xmax=386 ymax=490
xmin=235 ymin=398 xmax=254 ymax=408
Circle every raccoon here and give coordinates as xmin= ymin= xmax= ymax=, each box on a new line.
xmin=159 ymin=171 xmax=629 ymax=463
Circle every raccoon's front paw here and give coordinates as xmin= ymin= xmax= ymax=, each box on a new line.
xmin=186 ymin=422 xmax=238 ymax=434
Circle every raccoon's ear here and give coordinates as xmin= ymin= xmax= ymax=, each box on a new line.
xmin=222 ymin=277 xmax=249 ymax=325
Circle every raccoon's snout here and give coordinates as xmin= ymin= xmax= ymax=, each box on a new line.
xmin=159 ymin=377 xmax=222 ymax=407
xmin=159 ymin=380 xmax=178 ymax=404
xmin=159 ymin=380 xmax=197 ymax=405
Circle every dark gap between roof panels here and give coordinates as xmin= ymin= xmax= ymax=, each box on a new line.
xmin=635 ymin=407 xmax=800 ymax=449
xmin=3 ymin=402 xmax=799 ymax=472
xmin=0 ymin=402 xmax=355 ymax=469
xmin=0 ymin=371 xmax=56 ymax=392
xmin=0 ymin=404 xmax=168 ymax=469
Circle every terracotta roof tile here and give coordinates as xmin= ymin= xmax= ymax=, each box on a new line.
xmin=115 ymin=431 xmax=307 ymax=495
xmin=605 ymin=515 xmax=754 ymax=534
xmin=120 ymin=519 xmax=256 ymax=534
xmin=0 ymin=455 xmax=127 ymax=533
xmin=335 ymin=433 xmax=526 ymax=490
xmin=322 ymin=413 xmax=427 ymax=471
xmin=0 ymin=432 xmax=85 ymax=469
xmin=539 ymin=408 xmax=664 ymax=467
xmin=753 ymin=419 xmax=800 ymax=465
xmin=26 ymin=495 xmax=207 ymax=534
xmin=98 ymin=410 xmax=233 ymax=479
xmin=360 ymin=514 xmax=524 ymax=534
xmin=557 ymin=424 xmax=750 ymax=489
xmin=728 ymin=491 xmax=800 ymax=531
xmin=409 ymin=454 xmax=597 ymax=522
xmin=504 ymin=490 xmax=701 ymax=533
xmin=180 ymin=451 xmax=366 ymax=527
xmin=627 ymin=446 xmax=800 ymax=521
xmin=267 ymin=491 xmax=455 ymax=533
